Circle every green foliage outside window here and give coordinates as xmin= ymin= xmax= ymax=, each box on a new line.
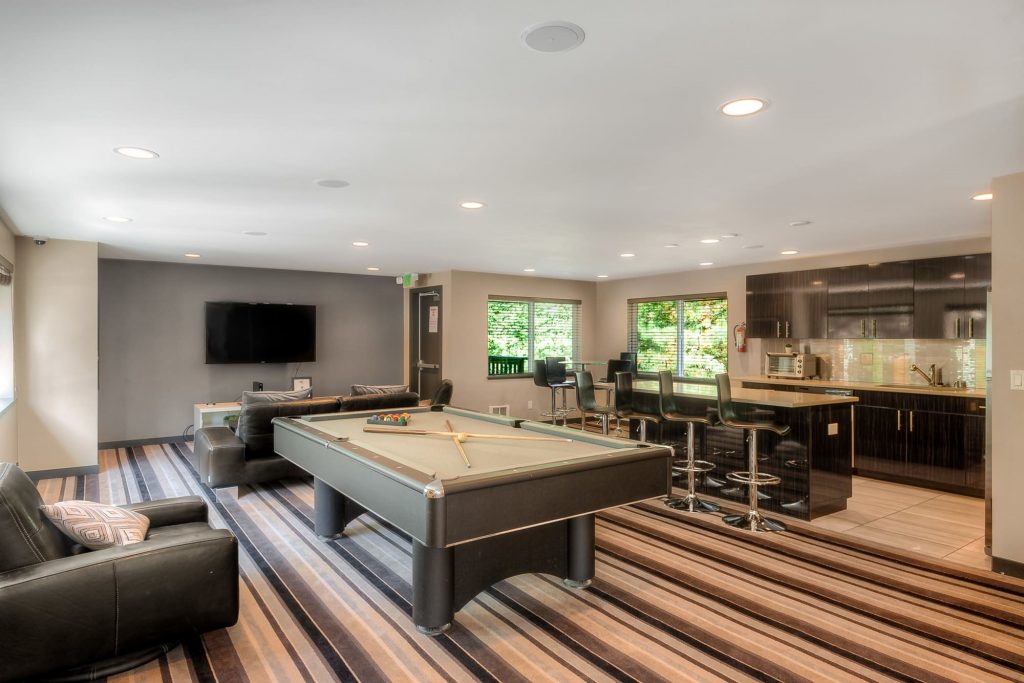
xmin=487 ymin=299 xmax=578 ymax=376
xmin=635 ymin=298 xmax=728 ymax=379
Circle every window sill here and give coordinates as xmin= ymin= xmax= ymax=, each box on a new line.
xmin=0 ymin=397 xmax=14 ymax=418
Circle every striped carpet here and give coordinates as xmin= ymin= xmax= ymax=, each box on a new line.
xmin=33 ymin=442 xmax=1024 ymax=683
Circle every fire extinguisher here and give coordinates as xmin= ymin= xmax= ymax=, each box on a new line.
xmin=734 ymin=322 xmax=747 ymax=353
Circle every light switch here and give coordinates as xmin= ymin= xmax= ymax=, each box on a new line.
xmin=1012 ymin=370 xmax=1024 ymax=391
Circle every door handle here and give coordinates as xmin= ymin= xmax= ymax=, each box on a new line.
xmin=909 ymin=410 xmax=914 ymax=433
xmin=417 ymin=361 xmax=439 ymax=370
xmin=872 ymin=319 xmax=877 ymax=338
xmin=860 ymin=319 xmax=867 ymax=338
xmin=969 ymin=318 xmax=975 ymax=338
xmin=955 ymin=318 xmax=962 ymax=338
xmin=776 ymin=321 xmax=782 ymax=338
xmin=896 ymin=410 xmax=901 ymax=431
xmin=785 ymin=321 xmax=791 ymax=337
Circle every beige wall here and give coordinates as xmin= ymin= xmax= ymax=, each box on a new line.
xmin=0 ymin=220 xmax=15 ymax=463
xmin=594 ymin=237 xmax=992 ymax=379
xmin=14 ymin=238 xmax=98 ymax=473
xmin=991 ymin=171 xmax=1024 ymax=565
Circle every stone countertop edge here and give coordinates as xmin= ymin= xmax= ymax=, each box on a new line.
xmin=628 ymin=381 xmax=858 ymax=408
xmin=733 ymin=376 xmax=986 ymax=399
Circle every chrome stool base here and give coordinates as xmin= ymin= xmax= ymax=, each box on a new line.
xmin=723 ymin=510 xmax=786 ymax=533
xmin=666 ymin=493 xmax=721 ymax=514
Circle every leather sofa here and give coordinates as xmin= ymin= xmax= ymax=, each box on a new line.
xmin=196 ymin=391 xmax=421 ymax=489
xmin=0 ymin=462 xmax=238 ymax=682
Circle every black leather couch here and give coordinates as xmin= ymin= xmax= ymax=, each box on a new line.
xmin=0 ymin=462 xmax=238 ymax=682
xmin=196 ymin=392 xmax=421 ymax=489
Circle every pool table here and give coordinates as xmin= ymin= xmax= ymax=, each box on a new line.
xmin=272 ymin=405 xmax=672 ymax=634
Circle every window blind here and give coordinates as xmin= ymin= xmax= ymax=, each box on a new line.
xmin=0 ymin=255 xmax=11 ymax=287
xmin=627 ymin=294 xmax=728 ymax=380
xmin=487 ymin=296 xmax=581 ymax=377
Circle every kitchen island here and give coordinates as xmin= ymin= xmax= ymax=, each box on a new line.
xmin=627 ymin=380 xmax=858 ymax=520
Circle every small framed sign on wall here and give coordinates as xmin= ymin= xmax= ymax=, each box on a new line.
xmin=292 ymin=377 xmax=312 ymax=393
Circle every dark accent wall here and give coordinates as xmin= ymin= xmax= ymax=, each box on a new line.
xmin=99 ymin=259 xmax=403 ymax=442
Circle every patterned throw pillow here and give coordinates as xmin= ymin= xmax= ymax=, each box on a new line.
xmin=241 ymin=387 xmax=313 ymax=404
xmin=351 ymin=384 xmax=410 ymax=396
xmin=40 ymin=501 xmax=150 ymax=550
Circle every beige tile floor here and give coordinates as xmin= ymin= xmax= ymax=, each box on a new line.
xmin=809 ymin=476 xmax=990 ymax=570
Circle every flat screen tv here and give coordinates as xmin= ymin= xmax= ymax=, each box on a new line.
xmin=205 ymin=302 xmax=316 ymax=364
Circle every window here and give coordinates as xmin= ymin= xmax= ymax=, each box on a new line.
xmin=627 ymin=295 xmax=728 ymax=381
xmin=487 ymin=296 xmax=581 ymax=377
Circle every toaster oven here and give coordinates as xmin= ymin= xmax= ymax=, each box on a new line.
xmin=765 ymin=352 xmax=816 ymax=379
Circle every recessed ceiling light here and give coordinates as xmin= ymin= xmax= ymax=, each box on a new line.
xmin=811 ymin=280 xmax=824 ymax=286
xmin=789 ymin=220 xmax=813 ymax=227
xmin=743 ymin=244 xmax=765 ymax=249
xmin=316 ymin=179 xmax=349 ymax=189
xmin=243 ymin=231 xmax=267 ymax=236
xmin=664 ymin=243 xmax=679 ymax=248
xmin=460 ymin=201 xmax=486 ymax=209
xmin=699 ymin=262 xmax=714 ymax=266
xmin=113 ymin=146 xmax=159 ymax=159
xmin=620 ymin=253 xmax=635 ymax=258
xmin=720 ymin=98 xmax=768 ymax=117
xmin=700 ymin=238 xmax=720 ymax=244
xmin=103 ymin=216 xmax=132 ymax=223
xmin=352 ymin=241 xmax=369 ymax=247
xmin=367 ymin=267 xmax=380 ymax=272
xmin=971 ymin=192 xmax=993 ymax=201
xmin=597 ymin=274 xmax=609 ymax=278
xmin=523 ymin=268 xmax=536 ymax=272
xmin=781 ymin=250 xmax=800 ymax=255
xmin=521 ymin=21 xmax=585 ymax=53
xmin=950 ymin=272 xmax=966 ymax=280
xmin=719 ymin=233 xmax=739 ymax=239
xmin=184 ymin=253 xmax=201 ymax=259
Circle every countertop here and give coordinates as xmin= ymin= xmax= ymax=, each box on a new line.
xmin=629 ymin=380 xmax=858 ymax=408
xmin=734 ymin=376 xmax=986 ymax=399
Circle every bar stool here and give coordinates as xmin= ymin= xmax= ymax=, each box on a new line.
xmin=574 ymin=371 xmax=616 ymax=434
xmin=655 ymin=371 xmax=721 ymax=514
xmin=613 ymin=372 xmax=662 ymax=442
xmin=545 ymin=357 xmax=576 ymax=425
xmin=715 ymin=373 xmax=790 ymax=532
xmin=532 ymin=360 xmax=572 ymax=425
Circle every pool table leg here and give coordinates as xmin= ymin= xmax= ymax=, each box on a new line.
xmin=314 ymin=478 xmax=365 ymax=540
xmin=564 ymin=513 xmax=596 ymax=588
xmin=412 ymin=542 xmax=453 ymax=636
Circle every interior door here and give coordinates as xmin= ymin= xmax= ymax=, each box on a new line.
xmin=410 ymin=287 xmax=442 ymax=398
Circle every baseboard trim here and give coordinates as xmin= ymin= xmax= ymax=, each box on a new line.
xmin=992 ymin=555 xmax=1024 ymax=579
xmin=98 ymin=436 xmax=184 ymax=449
xmin=26 ymin=465 xmax=99 ymax=481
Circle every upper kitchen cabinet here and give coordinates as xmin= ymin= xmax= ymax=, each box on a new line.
xmin=827 ymin=261 xmax=913 ymax=339
xmin=746 ymin=270 xmax=827 ymax=338
xmin=913 ymin=254 xmax=990 ymax=339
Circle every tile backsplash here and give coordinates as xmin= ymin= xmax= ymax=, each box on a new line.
xmin=764 ymin=338 xmax=987 ymax=388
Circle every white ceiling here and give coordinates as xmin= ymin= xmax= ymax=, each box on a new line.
xmin=1 ymin=1 xmax=1022 ymax=280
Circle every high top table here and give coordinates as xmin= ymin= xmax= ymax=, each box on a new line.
xmin=628 ymin=380 xmax=858 ymax=520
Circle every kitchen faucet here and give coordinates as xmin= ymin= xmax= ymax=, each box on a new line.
xmin=910 ymin=363 xmax=942 ymax=386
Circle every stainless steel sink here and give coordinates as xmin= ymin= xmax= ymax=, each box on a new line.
xmin=876 ymin=383 xmax=969 ymax=392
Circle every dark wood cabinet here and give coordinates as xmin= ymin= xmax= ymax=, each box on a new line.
xmin=913 ymin=254 xmax=990 ymax=339
xmin=827 ymin=261 xmax=913 ymax=339
xmin=747 ymin=253 xmax=987 ymax=340
xmin=852 ymin=390 xmax=984 ymax=495
xmin=747 ymin=270 xmax=828 ymax=339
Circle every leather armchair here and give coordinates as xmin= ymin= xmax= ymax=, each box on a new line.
xmin=197 ymin=397 xmax=341 ymax=488
xmin=0 ymin=462 xmax=238 ymax=682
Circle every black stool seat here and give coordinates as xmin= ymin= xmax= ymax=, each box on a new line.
xmin=654 ymin=371 xmax=721 ymax=514
xmin=533 ymin=360 xmax=574 ymax=425
xmin=574 ymin=371 xmax=616 ymax=434
xmin=715 ymin=373 xmax=790 ymax=533
xmin=613 ymin=372 xmax=662 ymax=443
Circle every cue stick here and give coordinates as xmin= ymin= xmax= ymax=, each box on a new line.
xmin=362 ymin=427 xmax=572 ymax=443
xmin=445 ymin=419 xmax=473 ymax=469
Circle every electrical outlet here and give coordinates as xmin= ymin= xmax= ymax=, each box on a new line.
xmin=527 ymin=400 xmax=533 ymax=409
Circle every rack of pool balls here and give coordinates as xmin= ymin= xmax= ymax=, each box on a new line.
xmin=366 ymin=412 xmax=412 ymax=426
